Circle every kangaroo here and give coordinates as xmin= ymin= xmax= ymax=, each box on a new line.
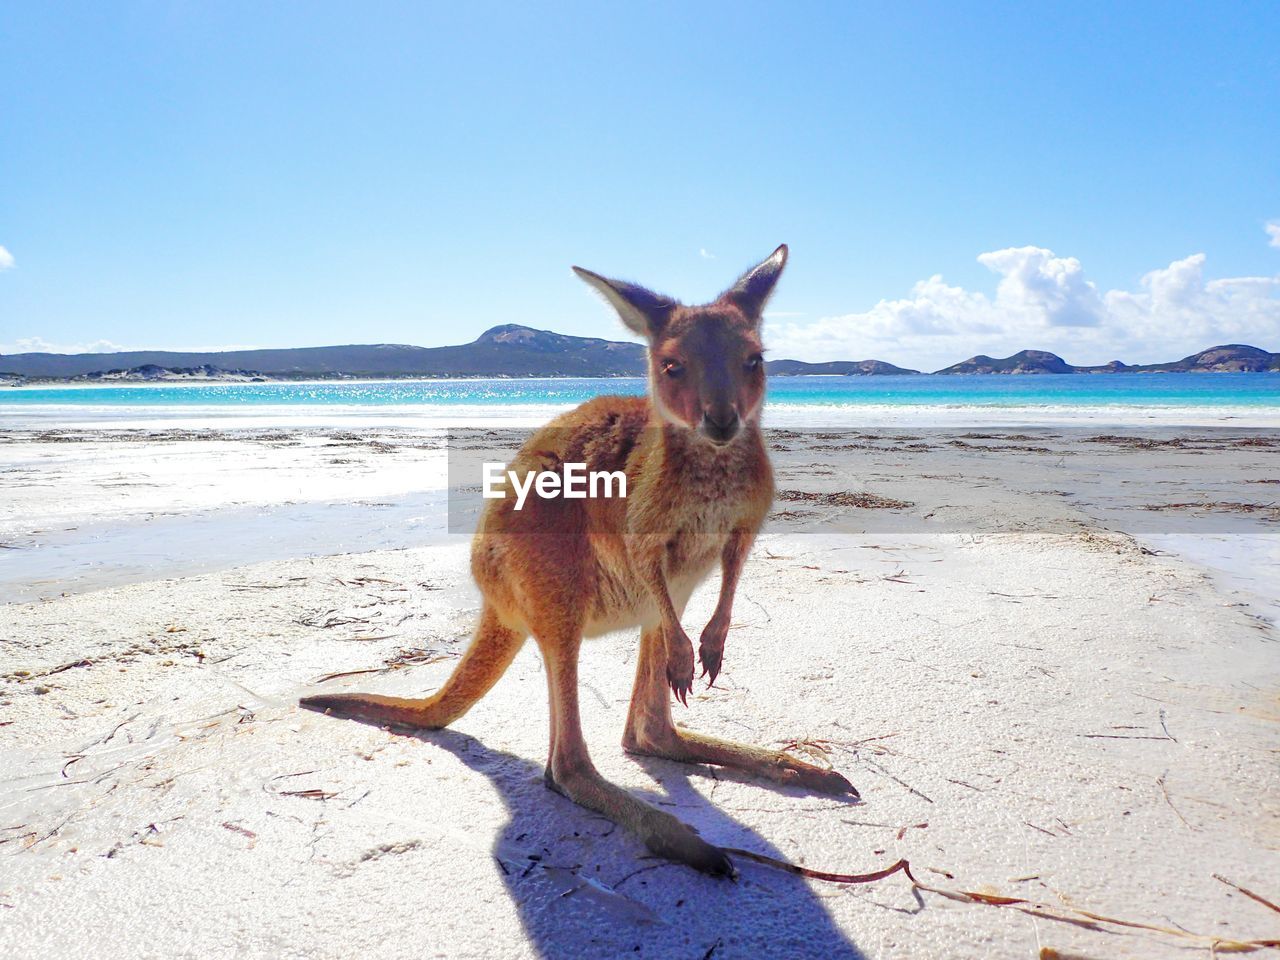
xmin=300 ymin=245 xmax=857 ymax=875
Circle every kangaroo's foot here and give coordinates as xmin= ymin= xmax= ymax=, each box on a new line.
xmin=299 ymin=692 xmax=450 ymax=729
xmin=626 ymin=726 xmax=859 ymax=799
xmin=301 ymin=606 xmax=526 ymax=730
xmin=546 ymin=759 xmax=734 ymax=877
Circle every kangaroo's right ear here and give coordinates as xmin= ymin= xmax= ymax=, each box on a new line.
xmin=572 ymin=266 xmax=675 ymax=340
xmin=721 ymin=244 xmax=788 ymax=321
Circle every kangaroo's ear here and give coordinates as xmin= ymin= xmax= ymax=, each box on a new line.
xmin=721 ymin=244 xmax=788 ymax=322
xmin=573 ymin=266 xmax=675 ymax=339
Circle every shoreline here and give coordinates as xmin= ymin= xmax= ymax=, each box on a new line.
xmin=4 ymin=402 xmax=1280 ymax=429
xmin=4 ymin=421 xmax=1277 ymax=604
xmin=5 ymin=370 xmax=1280 ymax=390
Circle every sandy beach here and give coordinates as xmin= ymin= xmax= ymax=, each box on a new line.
xmin=8 ymin=3 xmax=1280 ymax=956
xmin=2 ymin=419 xmax=1278 ymax=959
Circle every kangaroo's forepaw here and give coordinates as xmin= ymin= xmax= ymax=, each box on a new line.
xmin=640 ymin=809 xmax=735 ymax=877
xmin=666 ymin=647 xmax=694 ymax=706
xmin=698 ymin=642 xmax=723 ymax=687
xmin=698 ymin=614 xmax=728 ymax=688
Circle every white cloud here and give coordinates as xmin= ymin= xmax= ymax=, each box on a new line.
xmin=976 ymin=247 xmax=1104 ymax=328
xmin=699 ymin=248 xmax=716 ymax=260
xmin=0 ymin=338 xmax=268 ymax=355
xmin=0 ymin=337 xmax=130 ymax=355
xmin=0 ymin=246 xmax=14 ymax=270
xmin=1267 ymin=221 xmax=1280 ymax=248
xmin=771 ymin=243 xmax=1280 ymax=370
xmin=0 ymin=337 xmax=275 ymax=353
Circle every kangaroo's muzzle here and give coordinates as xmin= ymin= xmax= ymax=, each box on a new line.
xmin=700 ymin=410 xmax=741 ymax=445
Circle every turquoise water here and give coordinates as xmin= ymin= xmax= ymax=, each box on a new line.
xmin=1 ymin=373 xmax=1278 ymax=409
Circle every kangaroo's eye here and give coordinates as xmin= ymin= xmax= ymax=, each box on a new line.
xmin=744 ymin=354 xmax=763 ymax=372
xmin=662 ymin=359 xmax=685 ymax=378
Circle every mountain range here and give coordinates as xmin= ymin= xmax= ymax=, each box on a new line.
xmin=1 ymin=326 xmax=1276 ymax=381
xmin=934 ymin=344 xmax=1280 ymax=375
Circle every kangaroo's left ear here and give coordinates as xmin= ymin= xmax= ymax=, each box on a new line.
xmin=572 ymin=266 xmax=676 ymax=340
xmin=721 ymin=244 xmax=788 ymax=323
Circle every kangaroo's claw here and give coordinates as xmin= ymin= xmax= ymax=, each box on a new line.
xmin=698 ymin=643 xmax=723 ymax=687
xmin=667 ymin=665 xmax=691 ymax=706
xmin=698 ymin=614 xmax=728 ymax=689
xmin=666 ymin=636 xmax=695 ymax=706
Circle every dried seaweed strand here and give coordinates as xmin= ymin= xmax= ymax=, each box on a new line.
xmin=726 ymin=851 xmax=1280 ymax=953
xmin=1215 ymin=874 xmax=1280 ymax=917
xmin=720 ymin=849 xmax=914 ymax=885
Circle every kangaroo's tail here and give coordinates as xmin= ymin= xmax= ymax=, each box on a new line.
xmin=300 ymin=605 xmax=525 ymax=729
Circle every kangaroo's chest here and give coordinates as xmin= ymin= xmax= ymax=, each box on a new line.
xmin=667 ymin=442 xmax=769 ymax=522
xmin=656 ymin=454 xmax=769 ymax=566
xmin=587 ymin=433 xmax=772 ymax=633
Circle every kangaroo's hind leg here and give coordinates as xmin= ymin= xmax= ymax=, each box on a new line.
xmin=623 ymin=626 xmax=859 ymax=798
xmin=534 ymin=623 xmax=732 ymax=876
xmin=300 ymin=604 xmax=525 ymax=728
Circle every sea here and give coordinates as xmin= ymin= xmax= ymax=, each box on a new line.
xmin=2 ymin=372 xmax=1276 ymax=603
xmin=1 ymin=372 xmax=1278 ymax=428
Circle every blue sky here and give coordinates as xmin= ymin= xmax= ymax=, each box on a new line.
xmin=2 ymin=2 xmax=1278 ymax=369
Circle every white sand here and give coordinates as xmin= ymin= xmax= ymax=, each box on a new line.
xmin=2 ymin=424 xmax=1278 ymax=959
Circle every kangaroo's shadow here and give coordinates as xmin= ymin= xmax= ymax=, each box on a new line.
xmin=393 ymin=726 xmax=868 ymax=959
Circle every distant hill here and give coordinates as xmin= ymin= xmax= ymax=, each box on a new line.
xmin=0 ymin=325 xmax=648 ymax=380
xmin=74 ymin=363 xmax=266 ymax=383
xmin=934 ymin=344 xmax=1280 ymax=375
xmin=934 ymin=350 xmax=1074 ymax=375
xmin=765 ymin=358 xmax=919 ymax=376
xmin=1124 ymin=344 xmax=1280 ymax=373
xmin=0 ymin=326 xmax=919 ymax=380
xmin=2 ymin=331 xmax=1277 ymax=382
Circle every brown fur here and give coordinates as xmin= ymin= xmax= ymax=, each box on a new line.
xmin=300 ymin=246 xmax=857 ymax=875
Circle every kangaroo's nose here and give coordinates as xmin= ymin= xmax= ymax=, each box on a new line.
xmin=701 ymin=408 xmax=741 ymax=444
